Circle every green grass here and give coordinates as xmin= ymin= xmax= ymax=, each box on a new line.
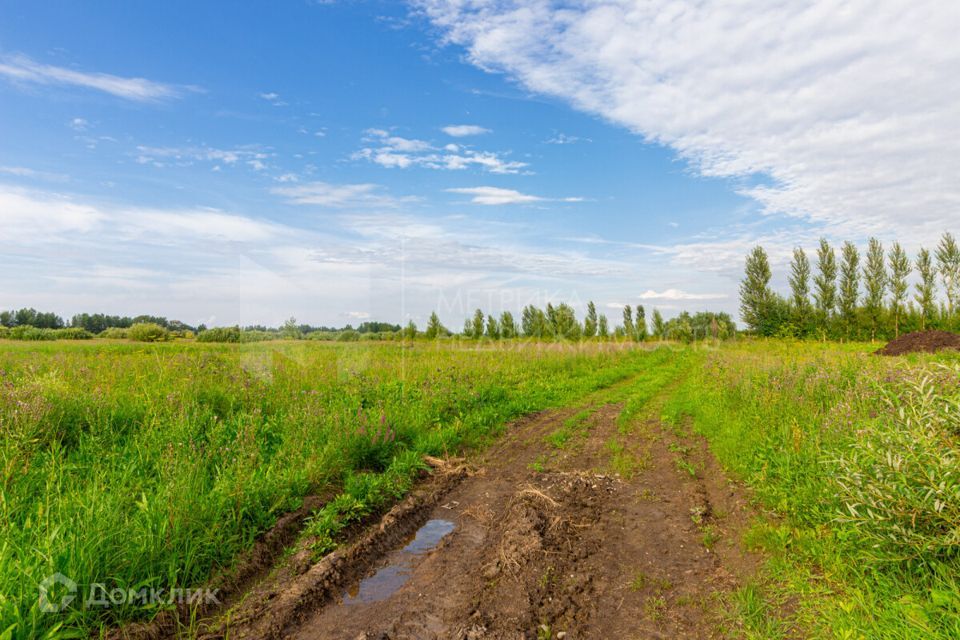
xmin=0 ymin=339 xmax=667 ymax=638
xmin=5 ymin=337 xmax=958 ymax=638
xmin=663 ymin=339 xmax=960 ymax=638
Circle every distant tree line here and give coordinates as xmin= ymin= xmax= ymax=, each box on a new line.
xmin=739 ymin=231 xmax=960 ymax=340
xmin=451 ymin=301 xmax=735 ymax=343
xmin=0 ymin=308 xmax=402 ymax=339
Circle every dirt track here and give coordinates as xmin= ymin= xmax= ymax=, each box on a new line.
xmin=194 ymin=379 xmax=760 ymax=640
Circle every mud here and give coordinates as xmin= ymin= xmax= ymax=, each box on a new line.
xmin=876 ymin=329 xmax=960 ymax=355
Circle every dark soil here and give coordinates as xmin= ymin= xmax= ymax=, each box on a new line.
xmin=875 ymin=330 xmax=960 ymax=356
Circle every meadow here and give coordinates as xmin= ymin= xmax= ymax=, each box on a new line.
xmin=1 ymin=338 xmax=958 ymax=638
xmin=0 ymin=339 xmax=654 ymax=638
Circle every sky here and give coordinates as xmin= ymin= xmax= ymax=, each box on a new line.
xmin=1 ymin=1 xmax=958 ymax=329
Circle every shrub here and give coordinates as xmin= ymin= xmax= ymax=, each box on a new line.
xmin=237 ymin=330 xmax=276 ymax=343
xmin=99 ymin=327 xmax=128 ymax=339
xmin=0 ymin=326 xmax=9 ymax=339
xmin=833 ymin=363 xmax=960 ymax=563
xmin=9 ymin=325 xmax=51 ymax=340
xmin=336 ymin=330 xmax=361 ymax=342
xmin=53 ymin=328 xmax=93 ymax=340
xmin=197 ymin=327 xmax=242 ymax=343
xmin=127 ymin=322 xmax=170 ymax=342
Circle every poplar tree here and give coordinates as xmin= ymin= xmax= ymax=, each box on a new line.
xmin=472 ymin=308 xmax=485 ymax=338
xmin=598 ymin=314 xmax=609 ymax=338
xmin=838 ymin=242 xmax=860 ymax=338
xmin=915 ymin=248 xmax=938 ymax=330
xmin=652 ymin=308 xmax=665 ymax=339
xmin=622 ymin=304 xmax=634 ymax=338
xmin=936 ymin=232 xmax=960 ymax=325
xmin=739 ymin=246 xmax=773 ymax=333
xmin=887 ymin=242 xmax=910 ymax=338
xmin=425 ymin=312 xmax=445 ymax=339
xmin=499 ymin=310 xmax=517 ymax=338
xmin=788 ymin=247 xmax=812 ymax=333
xmin=813 ymin=238 xmax=837 ymax=327
xmin=485 ymin=314 xmax=500 ymax=339
xmin=500 ymin=311 xmax=517 ymax=338
xmin=862 ymin=237 xmax=887 ymax=340
xmin=583 ymin=301 xmax=598 ymax=337
xmin=635 ymin=304 xmax=647 ymax=340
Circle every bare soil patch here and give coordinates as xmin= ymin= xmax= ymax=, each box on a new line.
xmin=876 ymin=329 xmax=960 ymax=355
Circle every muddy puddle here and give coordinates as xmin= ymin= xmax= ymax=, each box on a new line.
xmin=342 ymin=518 xmax=455 ymax=605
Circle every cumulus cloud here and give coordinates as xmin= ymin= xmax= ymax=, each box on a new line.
xmin=0 ymin=53 xmax=186 ymax=102
xmin=447 ymin=186 xmax=582 ymax=205
xmin=354 ymin=127 xmax=527 ymax=174
xmin=442 ymin=124 xmax=491 ymax=137
xmin=417 ymin=0 xmax=960 ymax=244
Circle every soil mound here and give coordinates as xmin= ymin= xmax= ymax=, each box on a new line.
xmin=876 ymin=330 xmax=960 ymax=356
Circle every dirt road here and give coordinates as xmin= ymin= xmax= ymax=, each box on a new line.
xmin=193 ymin=378 xmax=760 ymax=640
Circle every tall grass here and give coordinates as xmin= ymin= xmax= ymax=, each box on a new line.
xmin=0 ymin=340 xmax=661 ymax=638
xmin=663 ymin=340 xmax=960 ymax=638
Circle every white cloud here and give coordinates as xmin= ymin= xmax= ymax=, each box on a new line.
xmin=448 ymin=186 xmax=542 ymax=205
xmin=0 ymin=166 xmax=69 ymax=182
xmin=0 ymin=185 xmax=104 ymax=238
xmin=134 ymin=145 xmax=270 ymax=169
xmin=638 ymin=288 xmax=728 ymax=301
xmin=418 ymin=0 xmax=960 ymax=244
xmin=447 ymin=186 xmax=582 ymax=205
xmin=545 ymin=133 xmax=588 ymax=144
xmin=354 ymin=127 xmax=528 ymax=174
xmin=258 ymin=91 xmax=287 ymax=106
xmin=0 ymin=53 xmax=185 ymax=102
xmin=442 ymin=124 xmax=491 ymax=137
xmin=0 ymin=183 xmax=641 ymax=326
xmin=69 ymin=117 xmax=89 ymax=131
xmin=271 ymin=181 xmax=410 ymax=208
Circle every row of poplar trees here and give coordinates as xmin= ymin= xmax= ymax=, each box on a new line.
xmin=458 ymin=302 xmax=661 ymax=340
xmin=740 ymin=231 xmax=960 ymax=340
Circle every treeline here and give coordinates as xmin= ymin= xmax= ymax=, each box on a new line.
xmin=739 ymin=231 xmax=960 ymax=340
xmin=0 ymin=308 xmax=402 ymax=342
xmin=443 ymin=301 xmax=735 ymax=343
xmin=0 ymin=303 xmax=738 ymax=345
xmin=0 ymin=309 xmax=196 ymax=333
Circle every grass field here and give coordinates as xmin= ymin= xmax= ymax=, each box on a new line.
xmin=1 ymin=338 xmax=958 ymax=638
xmin=0 ymin=339 xmax=657 ymax=638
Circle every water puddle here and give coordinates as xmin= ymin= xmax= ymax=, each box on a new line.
xmin=343 ymin=519 xmax=455 ymax=605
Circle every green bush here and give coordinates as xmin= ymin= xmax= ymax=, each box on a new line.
xmin=0 ymin=326 xmax=8 ymax=339
xmin=127 ymin=322 xmax=170 ymax=342
xmin=99 ymin=327 xmax=128 ymax=339
xmin=834 ymin=363 xmax=960 ymax=563
xmin=197 ymin=327 xmax=242 ymax=343
xmin=336 ymin=330 xmax=361 ymax=342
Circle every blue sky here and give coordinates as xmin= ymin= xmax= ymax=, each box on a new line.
xmin=1 ymin=1 xmax=956 ymax=328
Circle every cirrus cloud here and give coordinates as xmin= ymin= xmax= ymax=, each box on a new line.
xmin=0 ymin=53 xmax=188 ymax=102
